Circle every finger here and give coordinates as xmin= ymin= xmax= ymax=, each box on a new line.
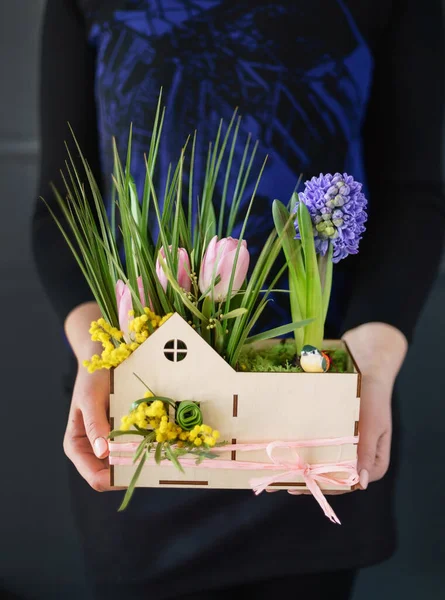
xmin=357 ymin=428 xmax=378 ymax=491
xmin=371 ymin=430 xmax=391 ymax=482
xmin=64 ymin=408 xmax=114 ymax=491
xmin=81 ymin=396 xmax=111 ymax=459
xmin=66 ymin=428 xmax=125 ymax=492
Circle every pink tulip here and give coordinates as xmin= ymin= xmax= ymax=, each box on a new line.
xmin=156 ymin=247 xmax=192 ymax=293
xmin=115 ymin=276 xmax=146 ymax=341
xmin=199 ymin=235 xmax=250 ymax=302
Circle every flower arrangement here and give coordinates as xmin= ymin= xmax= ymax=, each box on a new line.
xmin=43 ymin=92 xmax=367 ymax=515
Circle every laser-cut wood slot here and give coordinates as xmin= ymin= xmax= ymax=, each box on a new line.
xmin=109 ymin=367 xmax=114 ymax=394
xmin=109 ymin=417 xmax=115 ymax=487
xmin=232 ymin=394 xmax=238 ymax=417
xmin=269 ymin=482 xmax=306 ymax=487
xmin=159 ymin=480 xmax=208 ymax=486
xmin=231 ymin=438 xmax=237 ymax=461
xmin=354 ymin=421 xmax=359 ymax=439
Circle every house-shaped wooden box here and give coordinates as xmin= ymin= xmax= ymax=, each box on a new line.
xmin=109 ymin=313 xmax=361 ymax=492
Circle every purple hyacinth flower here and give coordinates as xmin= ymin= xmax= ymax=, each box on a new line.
xmin=294 ymin=173 xmax=368 ymax=263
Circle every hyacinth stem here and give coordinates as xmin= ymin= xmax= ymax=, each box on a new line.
xmin=318 ymin=243 xmax=334 ymax=326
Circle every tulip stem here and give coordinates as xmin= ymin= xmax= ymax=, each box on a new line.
xmin=202 ymin=296 xmax=213 ymax=345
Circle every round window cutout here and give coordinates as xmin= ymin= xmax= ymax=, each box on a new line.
xmin=164 ymin=339 xmax=188 ymax=362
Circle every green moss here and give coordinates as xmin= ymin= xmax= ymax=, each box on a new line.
xmin=326 ymin=348 xmax=349 ymax=373
xmin=237 ymin=342 xmax=350 ymax=373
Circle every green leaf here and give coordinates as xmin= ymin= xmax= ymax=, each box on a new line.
xmin=133 ymin=435 xmax=151 ymax=464
xmin=297 ymin=201 xmax=323 ymax=349
xmin=272 ymin=199 xmax=306 ymax=313
xmin=149 ymin=395 xmax=177 ymax=409
xmin=214 ymin=319 xmax=226 ymax=355
xmin=155 ymin=441 xmax=164 ymax=465
xmin=244 ymin=318 xmax=314 ymax=344
xmin=319 ymin=243 xmax=334 ymax=324
xmin=108 ymin=429 xmax=146 ymax=438
xmin=165 ymin=444 xmax=185 ymax=474
xmin=272 ymin=199 xmax=308 ymax=354
xmin=220 ymin=308 xmax=248 ymax=320
xmin=118 ymin=450 xmax=147 ymax=512
xmin=130 ymin=398 xmax=150 ymax=412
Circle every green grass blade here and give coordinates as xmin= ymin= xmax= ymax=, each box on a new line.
xmin=223 ymin=156 xmax=268 ymax=318
xmin=218 ymin=115 xmax=241 ymax=237
xmin=189 ymin=130 xmax=197 ymax=244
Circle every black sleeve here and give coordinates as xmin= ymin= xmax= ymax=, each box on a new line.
xmin=341 ymin=0 xmax=445 ymax=343
xmin=32 ymin=0 xmax=101 ymax=324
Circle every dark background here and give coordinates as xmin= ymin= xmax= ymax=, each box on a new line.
xmin=1 ymin=2 xmax=445 ymax=598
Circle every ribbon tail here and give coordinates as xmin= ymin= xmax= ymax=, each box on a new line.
xmin=304 ymin=475 xmax=341 ymax=525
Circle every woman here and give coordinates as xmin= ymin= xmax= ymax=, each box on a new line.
xmin=32 ymin=1 xmax=444 ymax=599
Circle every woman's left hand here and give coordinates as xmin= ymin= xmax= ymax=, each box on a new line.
xmin=343 ymin=322 xmax=407 ymax=489
xmin=284 ymin=322 xmax=408 ymax=496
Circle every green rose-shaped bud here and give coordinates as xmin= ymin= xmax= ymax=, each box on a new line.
xmin=176 ymin=401 xmax=203 ymax=431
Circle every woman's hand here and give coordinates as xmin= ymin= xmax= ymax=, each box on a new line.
xmin=64 ymin=367 xmax=115 ymax=491
xmin=63 ymin=302 xmax=123 ymax=492
xmin=283 ymin=322 xmax=408 ymax=497
xmin=343 ymin=322 xmax=407 ymax=489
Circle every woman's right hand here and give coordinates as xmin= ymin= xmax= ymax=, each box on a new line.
xmin=63 ymin=366 xmax=115 ymax=491
xmin=63 ymin=301 xmax=123 ymax=492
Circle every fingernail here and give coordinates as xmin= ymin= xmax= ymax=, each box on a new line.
xmin=359 ymin=469 xmax=369 ymax=490
xmin=94 ymin=437 xmax=108 ymax=458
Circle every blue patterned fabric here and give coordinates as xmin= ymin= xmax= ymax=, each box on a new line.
xmin=83 ymin=0 xmax=373 ymax=329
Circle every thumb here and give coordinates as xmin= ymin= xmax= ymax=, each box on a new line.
xmin=357 ymin=431 xmax=377 ymax=490
xmin=82 ymin=398 xmax=111 ymax=459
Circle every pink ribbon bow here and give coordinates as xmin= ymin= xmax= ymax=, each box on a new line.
xmin=249 ymin=441 xmax=359 ymax=524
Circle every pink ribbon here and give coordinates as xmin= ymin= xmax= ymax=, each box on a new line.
xmin=248 ymin=441 xmax=358 ymax=524
xmin=109 ymin=436 xmax=359 ymax=524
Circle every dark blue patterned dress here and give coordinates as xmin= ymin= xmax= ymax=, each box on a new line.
xmin=33 ymin=1 xmax=445 ymax=598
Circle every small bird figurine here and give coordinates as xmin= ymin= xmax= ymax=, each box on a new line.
xmin=300 ymin=345 xmax=331 ymax=373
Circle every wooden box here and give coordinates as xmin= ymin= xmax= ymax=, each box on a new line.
xmin=109 ymin=314 xmax=361 ymax=495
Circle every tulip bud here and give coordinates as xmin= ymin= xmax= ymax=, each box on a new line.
xmin=156 ymin=246 xmax=192 ymax=293
xmin=199 ymin=235 xmax=250 ymax=302
xmin=115 ymin=276 xmax=146 ymax=342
